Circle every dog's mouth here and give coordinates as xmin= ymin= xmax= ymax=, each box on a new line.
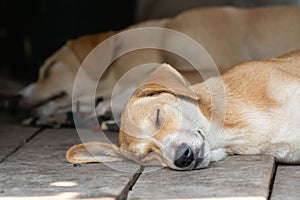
xmin=35 ymin=91 xmax=67 ymax=109
xmin=185 ymin=143 xmax=210 ymax=170
xmin=21 ymin=91 xmax=67 ymax=110
xmin=193 ymin=144 xmax=211 ymax=170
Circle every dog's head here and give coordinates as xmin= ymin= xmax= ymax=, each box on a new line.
xmin=19 ymin=45 xmax=80 ymax=116
xmin=67 ymin=64 xmax=212 ymax=170
xmin=18 ymin=32 xmax=116 ymax=116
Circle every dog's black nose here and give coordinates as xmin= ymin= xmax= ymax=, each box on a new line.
xmin=174 ymin=143 xmax=194 ymax=168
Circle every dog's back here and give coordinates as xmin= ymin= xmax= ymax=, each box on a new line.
xmin=165 ymin=6 xmax=300 ymax=72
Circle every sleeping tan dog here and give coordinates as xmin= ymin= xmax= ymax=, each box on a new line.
xmin=67 ymin=50 xmax=300 ymax=170
xmin=19 ymin=6 xmax=300 ymax=117
xmin=18 ymin=19 xmax=168 ymax=116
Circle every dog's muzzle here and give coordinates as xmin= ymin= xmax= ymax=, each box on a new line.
xmin=174 ymin=143 xmax=208 ymax=170
xmin=174 ymin=143 xmax=194 ymax=168
xmin=19 ymin=91 xmax=67 ymax=110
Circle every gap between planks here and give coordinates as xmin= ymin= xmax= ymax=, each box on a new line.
xmin=267 ymin=162 xmax=278 ymax=200
xmin=117 ymin=166 xmax=145 ymax=200
xmin=0 ymin=127 xmax=44 ymax=163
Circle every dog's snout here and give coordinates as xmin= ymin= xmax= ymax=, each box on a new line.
xmin=174 ymin=143 xmax=194 ymax=168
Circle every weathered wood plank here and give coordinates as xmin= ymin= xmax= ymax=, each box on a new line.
xmin=0 ymin=128 xmax=140 ymax=199
xmin=0 ymin=113 xmax=39 ymax=162
xmin=271 ymin=165 xmax=300 ymax=200
xmin=0 ymin=125 xmax=39 ymax=162
xmin=129 ymin=155 xmax=275 ymax=200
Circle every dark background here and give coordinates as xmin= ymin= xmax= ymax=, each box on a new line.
xmin=0 ymin=0 xmax=136 ymax=82
xmin=1 ymin=0 xmax=299 ymax=83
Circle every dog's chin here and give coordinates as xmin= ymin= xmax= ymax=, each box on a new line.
xmin=193 ymin=142 xmax=211 ymax=170
xmin=193 ymin=153 xmax=211 ymax=170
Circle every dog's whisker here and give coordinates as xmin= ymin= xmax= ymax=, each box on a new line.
xmin=197 ymin=130 xmax=206 ymax=139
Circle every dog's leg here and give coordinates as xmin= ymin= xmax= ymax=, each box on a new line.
xmin=95 ymin=86 xmax=137 ymax=117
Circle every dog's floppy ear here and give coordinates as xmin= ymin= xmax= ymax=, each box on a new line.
xmin=134 ymin=63 xmax=198 ymax=100
xmin=66 ymin=142 xmax=125 ymax=164
xmin=66 ymin=31 xmax=116 ymax=63
xmin=66 ymin=31 xmax=116 ymax=81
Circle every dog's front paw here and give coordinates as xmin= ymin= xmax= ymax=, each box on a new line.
xmin=95 ymin=99 xmax=112 ymax=116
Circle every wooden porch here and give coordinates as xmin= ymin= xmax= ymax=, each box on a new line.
xmin=0 ymin=113 xmax=297 ymax=200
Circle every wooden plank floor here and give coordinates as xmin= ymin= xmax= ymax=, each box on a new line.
xmin=129 ymin=155 xmax=275 ymax=200
xmin=0 ymin=124 xmax=39 ymax=162
xmin=0 ymin=113 xmax=299 ymax=200
xmin=271 ymin=165 xmax=300 ymax=200
xmin=0 ymin=114 xmax=39 ymax=162
xmin=0 ymin=127 xmax=141 ymax=199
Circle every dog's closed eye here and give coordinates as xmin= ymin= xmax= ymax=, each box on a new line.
xmin=155 ymin=109 xmax=161 ymax=129
xmin=43 ymin=60 xmax=57 ymax=79
xmin=146 ymin=92 xmax=161 ymax=97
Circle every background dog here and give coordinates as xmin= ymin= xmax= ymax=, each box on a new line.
xmin=19 ymin=6 xmax=300 ymax=122
xmin=66 ymin=50 xmax=300 ymax=170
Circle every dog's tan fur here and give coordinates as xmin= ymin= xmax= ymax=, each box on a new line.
xmin=67 ymin=50 xmax=300 ymax=170
xmin=20 ymin=6 xmax=300 ymax=117
xmin=18 ymin=19 xmax=169 ymax=115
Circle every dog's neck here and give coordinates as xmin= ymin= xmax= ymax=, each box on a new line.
xmin=192 ymin=77 xmax=259 ymax=159
xmin=191 ymin=78 xmax=233 ymax=152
